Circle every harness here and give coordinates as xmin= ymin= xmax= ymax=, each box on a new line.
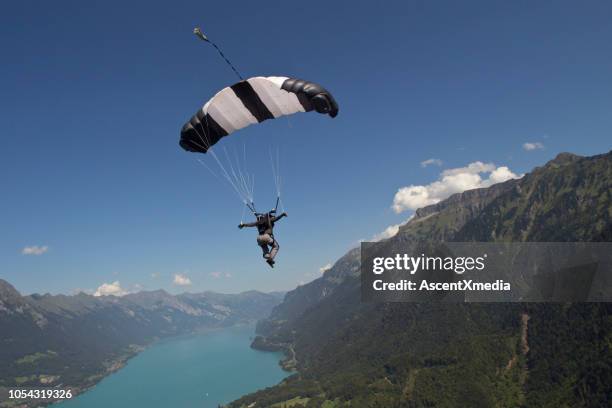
xmin=257 ymin=214 xmax=275 ymax=244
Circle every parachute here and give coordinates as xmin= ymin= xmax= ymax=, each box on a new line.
xmin=179 ymin=28 xmax=339 ymax=218
xmin=179 ymin=76 xmax=338 ymax=154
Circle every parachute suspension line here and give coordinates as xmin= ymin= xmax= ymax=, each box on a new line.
xmin=269 ymin=147 xmax=282 ymax=197
xmin=196 ymin=119 xmax=246 ymax=205
xmin=196 ymin=158 xmax=221 ymax=181
xmin=210 ymin=148 xmax=251 ymax=205
xmin=191 ymin=109 xmax=255 ymax=210
xmin=269 ymin=147 xmax=285 ymax=213
xmin=276 ymin=148 xmax=281 ymax=196
xmin=189 ymin=120 xmax=243 ymax=203
xmin=243 ymin=144 xmax=257 ymax=214
xmin=192 ymin=129 xmax=252 ymax=210
xmin=252 ymin=176 xmax=257 ymax=212
xmin=238 ymin=143 xmax=255 ymax=214
xmin=194 ymin=27 xmax=244 ymax=81
xmin=246 ymin=201 xmax=257 ymax=214
xmin=232 ymin=146 xmax=253 ymax=205
xmin=278 ymin=197 xmax=285 ymax=213
xmin=240 ymin=201 xmax=247 ymax=224
xmin=222 ymin=146 xmax=253 ymax=205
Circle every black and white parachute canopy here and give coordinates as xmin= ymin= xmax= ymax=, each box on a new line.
xmin=180 ymin=76 xmax=339 ymax=153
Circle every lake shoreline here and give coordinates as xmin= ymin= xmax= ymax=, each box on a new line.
xmin=5 ymin=321 xmax=265 ymax=408
xmin=43 ymin=322 xmax=287 ymax=408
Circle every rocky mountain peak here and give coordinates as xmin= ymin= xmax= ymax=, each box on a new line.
xmin=549 ymin=152 xmax=582 ymax=166
xmin=0 ymin=279 xmax=22 ymax=301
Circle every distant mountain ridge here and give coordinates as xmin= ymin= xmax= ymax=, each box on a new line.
xmin=233 ymin=151 xmax=612 ymax=407
xmin=0 ymin=283 xmax=283 ymax=407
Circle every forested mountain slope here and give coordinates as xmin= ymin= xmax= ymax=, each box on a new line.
xmin=232 ymin=151 xmax=612 ymax=408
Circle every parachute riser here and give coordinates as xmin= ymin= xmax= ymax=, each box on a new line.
xmin=246 ymin=201 xmax=257 ymax=215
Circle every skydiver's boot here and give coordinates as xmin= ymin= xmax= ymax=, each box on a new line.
xmin=266 ymin=259 xmax=275 ymax=268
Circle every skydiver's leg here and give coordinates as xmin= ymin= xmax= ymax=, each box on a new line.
xmin=268 ymin=237 xmax=279 ymax=261
xmin=257 ymin=234 xmax=272 ymax=258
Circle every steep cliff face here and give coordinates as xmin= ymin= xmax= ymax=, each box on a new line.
xmin=237 ymin=151 xmax=612 ymax=408
xmin=259 ymin=248 xmax=360 ymax=328
xmin=456 ymin=152 xmax=612 ymax=241
xmin=413 ymin=176 xmax=518 ymax=220
xmin=0 ymin=280 xmax=26 ymax=310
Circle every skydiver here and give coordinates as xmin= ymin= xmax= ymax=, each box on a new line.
xmin=238 ymin=210 xmax=287 ymax=268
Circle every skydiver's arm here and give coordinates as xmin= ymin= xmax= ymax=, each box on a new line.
xmin=272 ymin=212 xmax=288 ymax=222
xmin=239 ymin=221 xmax=258 ymax=228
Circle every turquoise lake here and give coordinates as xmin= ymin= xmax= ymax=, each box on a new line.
xmin=56 ymin=324 xmax=287 ymax=407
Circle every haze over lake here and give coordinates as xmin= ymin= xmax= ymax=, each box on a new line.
xmin=56 ymin=324 xmax=287 ymax=408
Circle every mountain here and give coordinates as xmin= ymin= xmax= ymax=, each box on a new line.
xmin=231 ymin=151 xmax=612 ymax=407
xmin=0 ymin=284 xmax=283 ymax=407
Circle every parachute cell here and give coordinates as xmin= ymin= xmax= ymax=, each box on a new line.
xmin=179 ymin=76 xmax=338 ymax=153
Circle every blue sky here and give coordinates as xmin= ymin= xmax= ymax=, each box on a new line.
xmin=2 ymin=0 xmax=611 ymax=295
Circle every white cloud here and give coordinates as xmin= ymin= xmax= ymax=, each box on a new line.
xmin=522 ymin=142 xmax=544 ymax=151
xmin=94 ymin=281 xmax=127 ymax=297
xmin=420 ymin=158 xmax=443 ymax=168
xmin=151 ymin=272 xmax=160 ymax=278
xmin=488 ymin=166 xmax=518 ymax=185
xmin=173 ymin=273 xmax=192 ymax=286
xmin=371 ymin=215 xmax=414 ymax=241
xmin=319 ymin=263 xmax=332 ymax=274
xmin=372 ymin=224 xmax=401 ymax=241
xmin=392 ymin=162 xmax=520 ymax=213
xmin=22 ymin=245 xmax=48 ymax=255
